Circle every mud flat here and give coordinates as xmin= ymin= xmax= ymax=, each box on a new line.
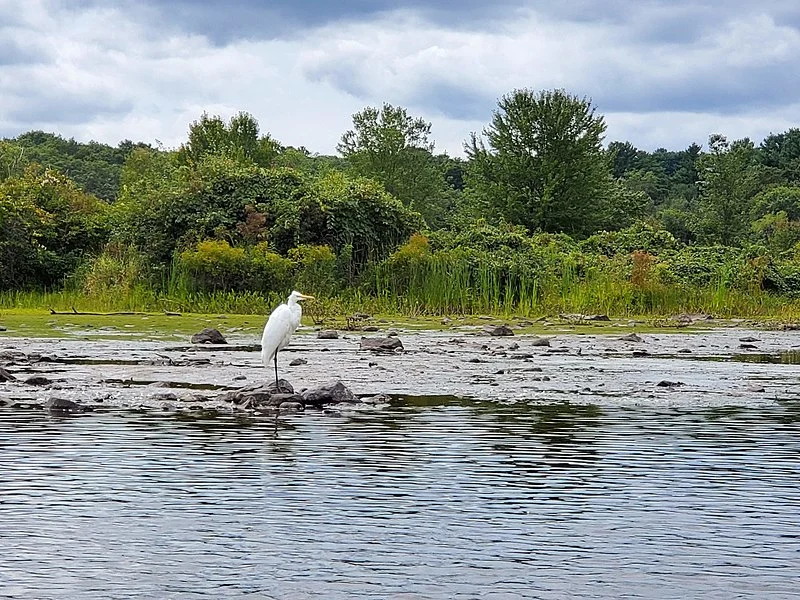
xmin=2 ymin=325 xmax=800 ymax=413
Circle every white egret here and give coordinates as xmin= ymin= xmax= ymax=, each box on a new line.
xmin=261 ymin=290 xmax=314 ymax=391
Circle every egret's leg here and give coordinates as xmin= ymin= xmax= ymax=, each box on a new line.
xmin=273 ymin=352 xmax=279 ymax=389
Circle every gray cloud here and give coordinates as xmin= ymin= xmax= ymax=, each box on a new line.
xmin=0 ymin=0 xmax=798 ymax=155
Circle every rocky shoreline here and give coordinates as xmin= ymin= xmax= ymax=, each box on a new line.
xmin=2 ymin=325 xmax=800 ymax=415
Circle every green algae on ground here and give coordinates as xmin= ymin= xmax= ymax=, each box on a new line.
xmin=0 ymin=308 xmax=770 ymax=342
xmin=0 ymin=310 xmax=265 ymax=341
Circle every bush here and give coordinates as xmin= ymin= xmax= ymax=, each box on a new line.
xmin=177 ymin=239 xmax=248 ymax=291
xmin=288 ymin=244 xmax=338 ymax=296
xmin=80 ymin=244 xmax=147 ymax=296
xmin=248 ymin=242 xmax=295 ymax=293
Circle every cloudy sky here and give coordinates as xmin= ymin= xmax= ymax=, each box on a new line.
xmin=1 ymin=0 xmax=799 ymax=155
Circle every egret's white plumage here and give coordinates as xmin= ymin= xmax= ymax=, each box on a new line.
xmin=261 ymin=290 xmax=314 ymax=389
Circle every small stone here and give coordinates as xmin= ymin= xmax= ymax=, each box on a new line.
xmin=289 ymin=358 xmax=308 ymax=366
xmin=677 ymin=348 xmax=692 ymax=354
xmin=233 ymin=375 xmax=247 ymax=381
xmin=44 ymin=397 xmax=85 ymax=413
xmin=24 ymin=376 xmax=51 ymax=386
xmin=483 ymin=324 xmax=514 ymax=336
xmin=361 ymin=393 xmax=392 ymax=405
xmin=279 ymin=401 xmax=304 ymax=412
xmin=0 ymin=325 xmax=6 ymax=332
xmin=0 ymin=367 xmax=16 ymax=382
xmin=191 ymin=328 xmax=227 ymax=344
xmin=739 ymin=343 xmax=758 ymax=350
xmin=302 ymin=381 xmax=357 ymax=407
xmin=620 ymin=333 xmax=643 ymax=343
xmin=362 ymin=326 xmax=380 ymax=332
xmin=739 ymin=336 xmax=759 ymax=343
xmin=657 ymin=380 xmax=684 ymax=387
xmin=360 ymin=337 xmax=404 ymax=352
xmin=317 ymin=330 xmax=339 ymax=339
xmin=746 ymin=384 xmax=766 ymax=393
xmin=529 ymin=336 xmax=551 ymax=347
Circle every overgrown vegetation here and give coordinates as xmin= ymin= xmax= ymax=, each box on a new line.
xmin=3 ymin=94 xmax=800 ymax=320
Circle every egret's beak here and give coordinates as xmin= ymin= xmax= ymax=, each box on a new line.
xmin=298 ymin=293 xmax=315 ymax=301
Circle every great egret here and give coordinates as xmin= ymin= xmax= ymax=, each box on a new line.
xmin=261 ymin=290 xmax=314 ymax=391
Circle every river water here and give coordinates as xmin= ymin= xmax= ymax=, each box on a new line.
xmin=2 ymin=397 xmax=799 ymax=599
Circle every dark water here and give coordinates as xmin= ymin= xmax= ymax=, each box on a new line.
xmin=2 ymin=399 xmax=800 ymax=599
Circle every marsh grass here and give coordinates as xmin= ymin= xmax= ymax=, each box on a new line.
xmin=3 ymin=253 xmax=800 ymax=321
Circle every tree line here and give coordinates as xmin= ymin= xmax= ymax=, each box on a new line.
xmin=2 ymin=88 xmax=800 ymax=303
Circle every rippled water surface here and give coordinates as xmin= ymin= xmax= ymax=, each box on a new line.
xmin=2 ymin=398 xmax=800 ymax=599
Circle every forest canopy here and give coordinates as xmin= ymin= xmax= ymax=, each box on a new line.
xmin=3 ymin=91 xmax=800 ymax=315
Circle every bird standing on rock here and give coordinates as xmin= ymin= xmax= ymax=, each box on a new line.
xmin=261 ymin=290 xmax=314 ymax=392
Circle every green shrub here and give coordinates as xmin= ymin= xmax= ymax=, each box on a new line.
xmin=177 ymin=239 xmax=248 ymax=291
xmin=288 ymin=244 xmax=338 ymax=296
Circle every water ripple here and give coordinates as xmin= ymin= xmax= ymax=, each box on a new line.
xmin=1 ymin=400 xmax=800 ymax=599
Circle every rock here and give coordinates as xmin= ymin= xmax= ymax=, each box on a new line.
xmin=747 ymin=384 xmax=766 ymax=393
xmin=483 ymin=324 xmax=514 ymax=337
xmin=441 ymin=317 xmax=452 ymax=325
xmin=529 ymin=336 xmax=551 ymax=347
xmin=279 ymin=401 xmax=304 ymax=412
xmin=672 ymin=313 xmax=713 ymax=324
xmin=739 ymin=336 xmax=759 ymax=343
xmin=361 ymin=393 xmax=392 ymax=405
xmin=619 ymin=332 xmax=643 ymax=342
xmin=657 ymin=380 xmax=684 ymax=387
xmin=0 ymin=350 xmax=27 ymax=363
xmin=317 ymin=329 xmax=339 ymax=339
xmin=677 ymin=348 xmax=692 ymax=354
xmin=0 ymin=367 xmax=16 ymax=382
xmin=302 ymin=381 xmax=357 ymax=408
xmin=289 ymin=358 xmax=308 ymax=366
xmin=0 ymin=325 xmax=6 ymax=331
xmin=233 ymin=374 xmax=247 ymax=380
xmin=234 ymin=388 xmax=274 ymax=407
xmin=44 ymin=397 xmax=85 ymax=413
xmin=24 ymin=376 xmax=51 ymax=386
xmin=362 ymin=325 xmax=380 ymax=332
xmin=269 ymin=393 xmax=304 ymax=407
xmin=739 ymin=343 xmax=758 ymax=350
xmin=360 ymin=337 xmax=404 ymax=352
xmin=560 ymin=313 xmax=610 ymax=322
xmin=191 ymin=328 xmax=227 ymax=344
xmin=508 ymin=342 xmax=520 ymax=350
xmin=265 ymin=379 xmax=294 ymax=394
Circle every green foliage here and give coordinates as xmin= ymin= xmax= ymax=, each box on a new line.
xmin=78 ymin=244 xmax=148 ymax=297
xmin=288 ymin=245 xmax=339 ymax=297
xmin=179 ymin=112 xmax=280 ymax=167
xmin=466 ymin=88 xmax=619 ymax=237
xmin=582 ymin=222 xmax=681 ymax=256
xmin=0 ymin=165 xmax=109 ymax=290
xmin=697 ymin=135 xmax=764 ymax=245
xmin=9 ymin=131 xmax=137 ymax=201
xmin=249 ymin=242 xmax=295 ymax=293
xmin=177 ymin=240 xmax=249 ymax=292
xmin=338 ymin=103 xmax=449 ymax=227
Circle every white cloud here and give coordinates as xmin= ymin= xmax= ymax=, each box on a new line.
xmin=1 ymin=0 xmax=798 ymax=157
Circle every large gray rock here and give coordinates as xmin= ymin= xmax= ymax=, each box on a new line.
xmin=191 ymin=328 xmax=227 ymax=344
xmin=302 ymin=381 xmax=357 ymax=408
xmin=360 ymin=337 xmax=404 ymax=352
